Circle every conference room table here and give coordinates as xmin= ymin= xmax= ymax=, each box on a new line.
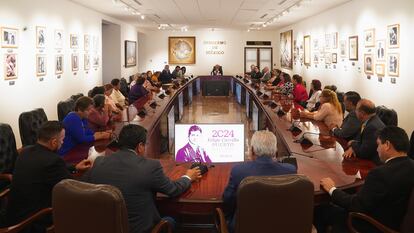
xmin=63 ymin=75 xmax=375 ymax=227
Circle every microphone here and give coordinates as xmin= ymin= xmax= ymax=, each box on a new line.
xmin=190 ymin=162 xmax=209 ymax=175
xmin=149 ymin=101 xmax=157 ymax=109
xmin=267 ymin=101 xmax=278 ymax=109
xmin=288 ymin=120 xmax=302 ymax=133
xmin=294 ymin=132 xmax=332 ymax=146
xmin=277 ymin=109 xmax=285 ymax=116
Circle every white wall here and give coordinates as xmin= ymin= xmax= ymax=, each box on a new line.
xmin=102 ymin=22 xmax=121 ymax=84
xmin=0 ymin=0 xmax=138 ymax=147
xmin=137 ymin=29 xmax=277 ymax=76
xmin=277 ymin=0 xmax=414 ymax=134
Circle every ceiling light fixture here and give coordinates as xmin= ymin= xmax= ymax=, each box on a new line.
xmin=141 ymin=15 xmax=145 ymax=20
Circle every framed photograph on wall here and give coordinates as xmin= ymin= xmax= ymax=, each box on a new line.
xmin=84 ymin=54 xmax=90 ymax=70
xmin=388 ymin=53 xmax=399 ymax=76
xmin=349 ymin=36 xmax=358 ymax=61
xmin=376 ymin=40 xmax=386 ymax=61
xmin=4 ymin=53 xmax=17 ymax=80
xmin=332 ymin=32 xmax=338 ymax=49
xmin=84 ymin=35 xmax=90 ymax=51
xmin=72 ymin=53 xmax=79 ymax=71
xmin=325 ymin=53 xmax=332 ymax=64
xmin=332 ymin=53 xmax=338 ymax=64
xmin=339 ymin=40 xmax=346 ymax=58
xmin=376 ymin=64 xmax=385 ymax=76
xmin=364 ymin=29 xmax=375 ymax=47
xmin=387 ymin=24 xmax=400 ymax=48
xmin=36 ymin=54 xmax=47 ymax=76
xmin=364 ymin=54 xmax=374 ymax=75
xmin=1 ymin=27 xmax=18 ymax=48
xmin=54 ymin=30 xmax=63 ymax=49
xmin=70 ymin=34 xmax=79 ymax=49
xmin=55 ymin=54 xmax=63 ymax=74
xmin=280 ymin=30 xmax=293 ymax=69
xmin=125 ymin=40 xmax=136 ymax=67
xmin=325 ymin=33 xmax=332 ymax=49
xmin=304 ymin=35 xmax=311 ymax=66
xmin=36 ymin=26 xmax=46 ymax=48
xmin=168 ymin=36 xmax=196 ymax=64
xmin=93 ymin=54 xmax=99 ymax=68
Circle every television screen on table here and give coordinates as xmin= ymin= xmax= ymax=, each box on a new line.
xmin=175 ymin=124 xmax=244 ymax=163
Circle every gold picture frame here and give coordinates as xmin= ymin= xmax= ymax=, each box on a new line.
xmin=280 ymin=30 xmax=293 ymax=69
xmin=36 ymin=54 xmax=47 ymax=76
xmin=364 ymin=54 xmax=374 ymax=75
xmin=168 ymin=36 xmax=196 ymax=64
xmin=364 ymin=29 xmax=375 ymax=47
xmin=1 ymin=27 xmax=18 ymax=48
xmin=70 ymin=34 xmax=79 ymax=49
xmin=304 ymin=35 xmax=311 ymax=66
xmin=349 ymin=36 xmax=358 ymax=61
xmin=388 ymin=53 xmax=399 ymax=77
xmin=375 ymin=63 xmax=385 ymax=76
xmin=4 ymin=53 xmax=17 ymax=80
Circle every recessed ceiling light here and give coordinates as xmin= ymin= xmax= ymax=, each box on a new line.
xmin=141 ymin=15 xmax=145 ymax=19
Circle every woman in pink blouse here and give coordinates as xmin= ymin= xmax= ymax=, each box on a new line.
xmin=300 ymin=89 xmax=343 ymax=127
xmin=88 ymin=94 xmax=111 ymax=132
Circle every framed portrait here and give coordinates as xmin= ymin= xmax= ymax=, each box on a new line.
xmin=387 ymin=24 xmax=399 ymax=48
xmin=4 ymin=53 xmax=17 ymax=80
xmin=349 ymin=36 xmax=358 ymax=61
xmin=36 ymin=26 xmax=46 ymax=48
xmin=36 ymin=54 xmax=47 ymax=76
xmin=92 ymin=36 xmax=98 ymax=51
xmin=70 ymin=34 xmax=79 ymax=49
xmin=304 ymin=35 xmax=311 ymax=66
xmin=313 ymin=53 xmax=320 ymax=64
xmin=55 ymin=55 xmax=63 ymax=74
xmin=332 ymin=32 xmax=338 ymax=49
xmin=1 ymin=27 xmax=18 ymax=48
xmin=325 ymin=53 xmax=332 ymax=64
xmin=84 ymin=54 xmax=90 ymax=70
xmin=364 ymin=29 xmax=375 ymax=47
xmin=84 ymin=35 xmax=90 ymax=51
xmin=280 ymin=30 xmax=293 ymax=69
xmin=54 ymin=30 xmax=63 ymax=49
xmin=388 ymin=53 xmax=399 ymax=76
xmin=339 ymin=40 xmax=346 ymax=58
xmin=332 ymin=53 xmax=338 ymax=64
xmin=93 ymin=54 xmax=99 ymax=68
xmin=364 ymin=54 xmax=374 ymax=75
xmin=71 ymin=53 xmax=79 ymax=71
xmin=325 ymin=33 xmax=332 ymax=49
xmin=125 ymin=40 xmax=137 ymax=67
xmin=376 ymin=64 xmax=385 ymax=76
xmin=376 ymin=40 xmax=386 ymax=61
xmin=168 ymin=36 xmax=196 ymax=64
xmin=313 ymin=38 xmax=319 ymax=52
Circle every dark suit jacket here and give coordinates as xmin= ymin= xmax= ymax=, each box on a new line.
xmin=332 ymin=156 xmax=414 ymax=232
xmin=6 ymin=144 xmax=72 ymax=232
xmin=351 ymin=115 xmax=385 ymax=164
xmin=83 ymin=149 xmax=191 ymax=233
xmin=222 ymin=156 xmax=296 ymax=232
xmin=332 ymin=110 xmax=361 ymax=141
xmin=159 ymin=69 xmax=172 ymax=84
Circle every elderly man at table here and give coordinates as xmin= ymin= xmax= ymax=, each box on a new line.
xmin=6 ymin=121 xmax=91 ymax=233
xmin=330 ymin=91 xmax=362 ymax=141
xmin=83 ymin=124 xmax=201 ymax=233
xmin=314 ymin=126 xmax=414 ymax=233
xmin=343 ymin=99 xmax=385 ymax=164
xmin=222 ymin=130 xmax=297 ymax=233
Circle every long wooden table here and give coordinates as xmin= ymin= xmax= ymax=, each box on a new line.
xmin=63 ymin=75 xmax=375 ymax=226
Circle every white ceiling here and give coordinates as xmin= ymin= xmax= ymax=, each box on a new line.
xmin=70 ymin=0 xmax=351 ymax=31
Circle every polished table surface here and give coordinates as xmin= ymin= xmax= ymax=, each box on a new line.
xmin=63 ymin=75 xmax=375 ymax=215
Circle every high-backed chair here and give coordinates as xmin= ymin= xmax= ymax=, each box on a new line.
xmin=0 ymin=123 xmax=17 ymax=191
xmin=52 ymin=179 xmax=171 ymax=233
xmin=215 ymin=174 xmax=314 ymax=233
xmin=348 ymin=188 xmax=414 ymax=233
xmin=18 ymin=108 xmax=48 ymax=147
xmin=409 ymin=131 xmax=414 ymax=160
xmin=376 ymin=105 xmax=398 ymax=126
xmin=57 ymin=98 xmax=75 ymax=121
xmin=120 ymin=78 xmax=130 ymax=99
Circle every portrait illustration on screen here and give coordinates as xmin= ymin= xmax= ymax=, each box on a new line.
xmin=176 ymin=125 xmax=212 ymax=163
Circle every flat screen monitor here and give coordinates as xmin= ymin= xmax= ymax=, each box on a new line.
xmin=175 ymin=124 xmax=244 ymax=163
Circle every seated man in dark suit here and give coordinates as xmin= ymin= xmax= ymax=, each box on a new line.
xmin=83 ymin=124 xmax=201 ymax=233
xmin=6 ymin=121 xmax=91 ymax=233
xmin=222 ymin=130 xmax=297 ymax=233
xmin=343 ymin=99 xmax=385 ymax=164
xmin=331 ymin=91 xmax=362 ymax=141
xmin=314 ymin=126 xmax=414 ymax=233
xmin=250 ymin=66 xmax=262 ymax=80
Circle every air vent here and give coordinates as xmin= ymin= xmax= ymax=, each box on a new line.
xmin=133 ymin=0 xmax=142 ymax=6
xmin=260 ymin=14 xmax=268 ymax=19
xmin=246 ymin=41 xmax=271 ymax=46
xmin=278 ymin=0 xmax=287 ymax=5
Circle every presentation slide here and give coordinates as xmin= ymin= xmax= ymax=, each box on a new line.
xmin=175 ymin=124 xmax=245 ymax=163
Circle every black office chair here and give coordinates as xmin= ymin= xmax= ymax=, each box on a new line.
xmin=409 ymin=131 xmax=414 ymax=160
xmin=0 ymin=123 xmax=17 ymax=191
xmin=120 ymin=78 xmax=129 ymax=99
xmin=376 ymin=105 xmax=398 ymax=126
xmin=57 ymin=98 xmax=75 ymax=121
xmin=18 ymin=108 xmax=48 ymax=147
xmin=70 ymin=93 xmax=84 ymax=102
